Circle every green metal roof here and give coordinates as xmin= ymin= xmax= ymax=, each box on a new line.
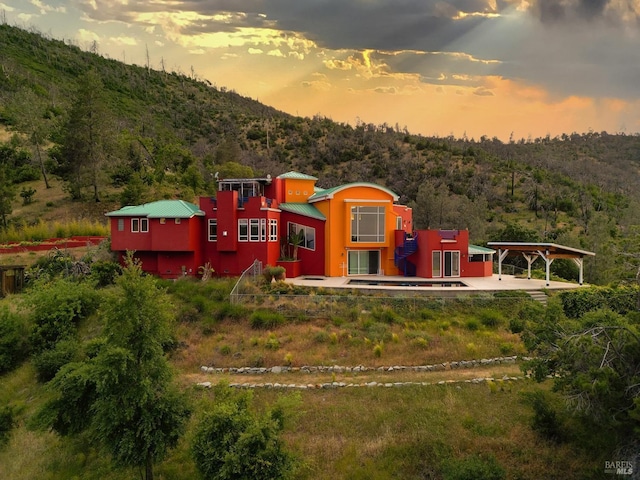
xmin=277 ymin=171 xmax=318 ymax=181
xmin=279 ymin=203 xmax=326 ymax=221
xmin=469 ymin=245 xmax=495 ymax=255
xmin=309 ymin=182 xmax=399 ymax=202
xmin=106 ymin=200 xmax=205 ymax=219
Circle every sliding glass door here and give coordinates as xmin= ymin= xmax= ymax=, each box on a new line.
xmin=348 ymin=250 xmax=381 ymax=275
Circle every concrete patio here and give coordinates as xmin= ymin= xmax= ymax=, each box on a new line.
xmin=285 ymin=273 xmax=585 ymax=296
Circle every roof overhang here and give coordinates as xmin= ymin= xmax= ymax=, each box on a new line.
xmin=486 ymin=242 xmax=595 ymax=259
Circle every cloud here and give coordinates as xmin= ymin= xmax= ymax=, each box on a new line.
xmin=523 ymin=0 xmax=640 ymax=25
xmin=16 ymin=0 xmax=639 ymax=108
xmin=30 ymin=0 xmax=65 ymax=14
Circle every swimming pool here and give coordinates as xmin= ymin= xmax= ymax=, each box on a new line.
xmin=347 ymin=279 xmax=467 ymax=288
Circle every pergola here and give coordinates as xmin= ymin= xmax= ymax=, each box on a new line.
xmin=486 ymin=242 xmax=595 ymax=287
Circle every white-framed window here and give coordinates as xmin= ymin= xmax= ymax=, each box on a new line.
xmin=288 ymin=222 xmax=315 ymax=251
xmin=260 ymin=219 xmax=266 ymax=242
xmin=249 ymin=219 xmax=260 ymax=241
xmin=350 ymin=206 xmax=385 ymax=243
xmin=396 ymin=216 xmax=402 ymax=230
xmin=131 ymin=218 xmax=149 ymax=233
xmin=208 ymin=219 xmax=217 ymax=242
xmin=117 ymin=219 xmax=124 ymax=231
xmin=269 ymin=219 xmax=278 ymax=242
xmin=238 ymin=219 xmax=248 ymax=242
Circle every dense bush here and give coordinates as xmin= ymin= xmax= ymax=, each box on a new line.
xmin=559 ymin=285 xmax=638 ymax=319
xmin=0 ymin=405 xmax=14 ymax=446
xmin=90 ymin=260 xmax=122 ymax=287
xmin=192 ymin=386 xmax=297 ymax=480
xmin=524 ymin=391 xmax=565 ymax=443
xmin=250 ymin=310 xmax=285 ymax=329
xmin=0 ymin=307 xmax=30 ymax=374
xmin=27 ymin=279 xmax=101 ymax=353
xmin=33 ymin=339 xmax=81 ymax=383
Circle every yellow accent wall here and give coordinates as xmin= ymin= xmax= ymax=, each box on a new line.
xmin=312 ymin=185 xmax=401 ymax=277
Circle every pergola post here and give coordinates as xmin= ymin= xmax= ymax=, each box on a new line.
xmin=537 ymin=250 xmax=554 ymax=287
xmin=572 ymin=257 xmax=585 ymax=285
xmin=522 ymin=253 xmax=537 ymax=280
xmin=498 ymin=248 xmax=509 ymax=280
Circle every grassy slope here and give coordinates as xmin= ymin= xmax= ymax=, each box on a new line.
xmin=0 ymin=278 xmax=610 ymax=480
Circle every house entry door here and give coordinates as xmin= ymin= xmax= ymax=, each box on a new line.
xmin=443 ymin=251 xmax=460 ymax=277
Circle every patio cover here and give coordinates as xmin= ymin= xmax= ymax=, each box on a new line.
xmin=486 ymin=242 xmax=595 ymax=286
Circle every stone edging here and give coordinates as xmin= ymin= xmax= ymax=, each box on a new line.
xmin=196 ymin=355 xmax=531 ymax=390
xmin=199 ymin=355 xmax=528 ymax=376
xmin=196 ymin=375 xmax=526 ymax=390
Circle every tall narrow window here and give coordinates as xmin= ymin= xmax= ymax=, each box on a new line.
xmin=269 ymin=219 xmax=278 ymax=242
xmin=238 ymin=219 xmax=248 ymax=241
xmin=140 ymin=218 xmax=149 ymax=233
xmin=260 ymin=219 xmax=267 ymax=242
xmin=208 ymin=219 xmax=217 ymax=242
xmin=131 ymin=218 xmax=140 ymax=233
xmin=249 ymin=219 xmax=260 ymax=241
xmin=117 ymin=219 xmax=124 ymax=231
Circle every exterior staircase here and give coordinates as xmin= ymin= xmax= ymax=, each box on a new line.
xmin=527 ymin=290 xmax=548 ymax=306
xmin=394 ymin=233 xmax=418 ymax=277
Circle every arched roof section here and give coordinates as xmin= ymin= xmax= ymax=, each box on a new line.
xmin=308 ymin=182 xmax=399 ymax=203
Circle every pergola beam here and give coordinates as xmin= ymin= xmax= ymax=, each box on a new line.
xmin=488 ymin=241 xmax=594 ymax=286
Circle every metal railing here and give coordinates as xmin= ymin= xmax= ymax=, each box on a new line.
xmin=230 ymin=259 xmax=263 ymax=304
xmin=230 ymin=290 xmax=531 ymax=319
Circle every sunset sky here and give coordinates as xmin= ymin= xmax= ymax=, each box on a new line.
xmin=2 ymin=0 xmax=640 ymax=141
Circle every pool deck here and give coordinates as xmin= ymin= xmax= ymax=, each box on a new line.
xmin=285 ymin=273 xmax=585 ymax=295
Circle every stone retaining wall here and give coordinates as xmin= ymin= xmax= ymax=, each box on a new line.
xmin=196 ymin=355 xmax=531 ymax=390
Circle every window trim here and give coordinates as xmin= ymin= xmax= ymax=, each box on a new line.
xmin=249 ymin=219 xmax=260 ymax=242
xmin=208 ymin=219 xmax=217 ymax=242
xmin=350 ymin=206 xmax=385 ymax=243
xmin=269 ymin=219 xmax=278 ymax=242
xmin=288 ymin=222 xmax=316 ymax=251
xmin=238 ymin=219 xmax=248 ymax=242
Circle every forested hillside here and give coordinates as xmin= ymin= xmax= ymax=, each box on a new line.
xmin=2 ymin=23 xmax=640 ymax=284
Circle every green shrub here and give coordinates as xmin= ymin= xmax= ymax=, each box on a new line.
xmin=372 ymin=307 xmax=399 ymax=324
xmin=313 ymin=331 xmax=330 ymax=344
xmin=28 ymin=279 xmax=101 ymax=353
xmin=263 ymin=265 xmax=286 ymax=283
xmin=524 ymin=390 xmax=565 ymax=443
xmin=499 ymin=343 xmax=514 ymax=355
xmin=443 ymin=454 xmax=506 ymax=480
xmin=0 ymin=405 xmax=14 ymax=446
xmin=191 ymin=387 xmax=297 ymax=480
xmin=508 ymin=317 xmax=525 ymax=334
xmin=33 ymin=339 xmax=81 ymax=383
xmin=478 ymin=309 xmax=504 ymax=328
xmin=250 ymin=310 xmax=285 ymax=329
xmin=373 ymin=342 xmax=384 ymax=358
xmin=465 ymin=319 xmax=480 ymax=331
xmin=0 ymin=307 xmax=30 ymax=374
xmin=90 ymin=260 xmax=122 ymax=287
xmin=265 ymin=333 xmax=280 ymax=351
